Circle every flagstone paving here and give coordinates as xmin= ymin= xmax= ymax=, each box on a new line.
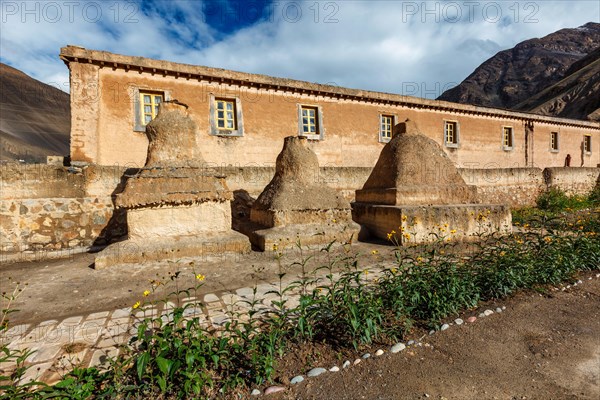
xmin=0 ymin=268 xmax=380 ymax=385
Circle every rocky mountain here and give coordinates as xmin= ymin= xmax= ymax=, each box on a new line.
xmin=438 ymin=22 xmax=600 ymax=121
xmin=0 ymin=63 xmax=70 ymax=163
xmin=513 ymin=46 xmax=600 ymax=121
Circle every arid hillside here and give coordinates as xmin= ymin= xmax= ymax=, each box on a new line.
xmin=513 ymin=46 xmax=600 ymax=121
xmin=0 ymin=63 xmax=70 ymax=162
xmin=438 ymin=22 xmax=600 ymax=121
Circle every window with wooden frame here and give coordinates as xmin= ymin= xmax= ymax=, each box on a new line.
xmin=298 ymin=105 xmax=323 ymax=140
xmin=584 ymin=134 xmax=592 ymax=154
xmin=380 ymin=114 xmax=394 ymax=142
xmin=215 ymin=98 xmax=237 ymax=130
xmin=550 ymin=131 xmax=559 ymax=152
xmin=502 ymin=126 xmax=513 ymax=150
xmin=133 ymin=89 xmax=168 ymax=132
xmin=140 ymin=91 xmax=163 ymax=125
xmin=301 ymin=106 xmax=318 ymax=134
xmin=209 ymin=95 xmax=243 ymax=137
xmin=444 ymin=120 xmax=459 ymax=147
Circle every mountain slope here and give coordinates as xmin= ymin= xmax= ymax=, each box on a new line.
xmin=513 ymin=47 xmax=600 ymax=120
xmin=437 ymin=22 xmax=600 ymax=120
xmin=0 ymin=63 xmax=70 ymax=162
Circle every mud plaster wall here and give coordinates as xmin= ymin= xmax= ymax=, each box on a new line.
xmin=68 ymin=62 xmax=600 ymax=170
xmin=543 ymin=167 xmax=600 ymax=196
xmin=0 ymin=164 xmax=597 ymax=258
xmin=461 ymin=168 xmax=546 ymax=207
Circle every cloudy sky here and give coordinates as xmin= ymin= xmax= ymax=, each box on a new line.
xmin=1 ymin=0 xmax=598 ymax=98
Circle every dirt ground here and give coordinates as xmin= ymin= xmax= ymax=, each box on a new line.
xmin=0 ymin=241 xmax=390 ymax=325
xmin=1 ymin=246 xmax=599 ymax=399
xmin=270 ymin=272 xmax=600 ymax=400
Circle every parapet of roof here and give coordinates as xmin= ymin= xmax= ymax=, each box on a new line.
xmin=60 ymin=45 xmax=600 ymax=130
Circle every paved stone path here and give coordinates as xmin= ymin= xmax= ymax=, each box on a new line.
xmin=1 ymin=268 xmax=375 ymax=385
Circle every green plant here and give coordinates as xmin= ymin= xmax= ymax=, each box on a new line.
xmin=3 ymin=207 xmax=599 ymax=398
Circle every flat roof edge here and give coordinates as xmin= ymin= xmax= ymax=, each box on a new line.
xmin=59 ymin=46 xmax=600 ymax=130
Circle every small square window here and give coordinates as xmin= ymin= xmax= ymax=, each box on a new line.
xmin=380 ymin=114 xmax=394 ymax=142
xmin=210 ymin=96 xmax=243 ymax=137
xmin=298 ymin=105 xmax=323 ymax=140
xmin=551 ymin=132 xmax=559 ymax=152
xmin=503 ymin=126 xmax=513 ymax=150
xmin=584 ymin=135 xmax=592 ymax=154
xmin=444 ymin=121 xmax=459 ymax=148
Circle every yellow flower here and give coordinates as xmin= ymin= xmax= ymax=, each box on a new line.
xmin=401 ymin=215 xmax=407 ymax=222
xmin=272 ymin=244 xmax=278 ymax=251
xmin=500 ymin=251 xmax=506 ymax=257
xmin=371 ymin=250 xmax=379 ymax=255
xmin=132 ymin=301 xmax=141 ymax=309
xmin=143 ymin=290 xmax=150 ymax=297
xmin=195 ymin=274 xmax=206 ymax=281
xmin=450 ymin=229 xmax=457 ymax=234
xmin=391 ymin=268 xmax=398 ymax=274
xmin=403 ymin=233 xmax=411 ymax=240
xmin=544 ymin=237 xmax=552 ymax=243
xmin=387 ymin=233 xmax=393 ymax=240
xmin=364 ymin=270 xmax=369 ymax=275
xmin=391 ymin=230 xmax=396 ymax=234
xmin=416 ymin=257 xmax=423 ymax=263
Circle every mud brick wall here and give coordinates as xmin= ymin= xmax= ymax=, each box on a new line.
xmin=460 ymin=168 xmax=546 ymax=208
xmin=543 ymin=167 xmax=600 ymax=196
xmin=221 ymin=166 xmax=372 ymax=201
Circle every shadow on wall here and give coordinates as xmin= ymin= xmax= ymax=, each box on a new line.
xmin=231 ymin=189 xmax=256 ymax=233
xmin=89 ymin=168 xmax=139 ymax=252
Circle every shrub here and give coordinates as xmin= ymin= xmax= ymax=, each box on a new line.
xmin=2 ymin=209 xmax=599 ymax=398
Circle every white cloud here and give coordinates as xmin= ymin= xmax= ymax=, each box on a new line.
xmin=0 ymin=0 xmax=597 ymax=98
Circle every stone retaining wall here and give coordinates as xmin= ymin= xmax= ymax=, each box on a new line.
xmin=0 ymin=164 xmax=128 ymax=256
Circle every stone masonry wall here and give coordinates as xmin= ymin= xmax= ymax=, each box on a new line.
xmin=0 ymin=164 xmax=128 ymax=259
xmin=1 ymin=163 xmax=598 ymax=262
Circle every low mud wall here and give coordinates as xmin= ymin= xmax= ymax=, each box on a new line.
xmin=543 ymin=167 xmax=600 ymax=196
xmin=460 ymin=168 xmax=546 ymax=208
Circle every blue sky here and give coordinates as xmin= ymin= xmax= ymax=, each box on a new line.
xmin=1 ymin=0 xmax=598 ymax=98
